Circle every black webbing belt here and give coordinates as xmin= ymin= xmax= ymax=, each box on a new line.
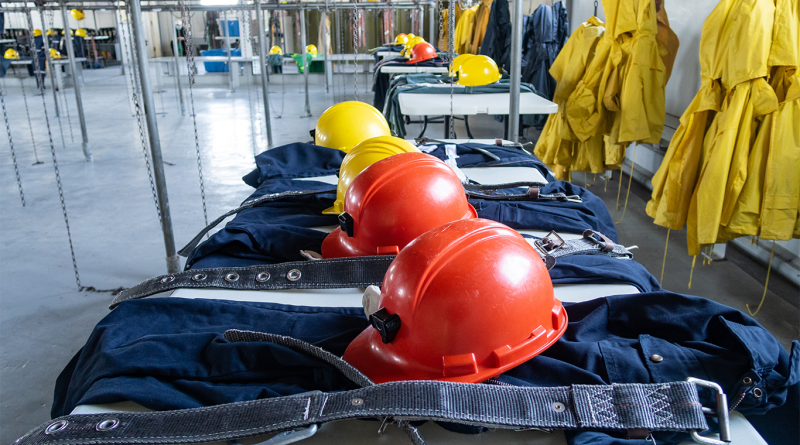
xmin=13 ymin=331 xmax=726 ymax=445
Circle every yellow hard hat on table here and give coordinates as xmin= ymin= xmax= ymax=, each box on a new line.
xmin=305 ymin=44 xmax=317 ymax=55
xmin=269 ymin=45 xmax=283 ymax=55
xmin=75 ymin=28 xmax=87 ymax=38
xmin=449 ymin=53 xmax=474 ymax=77
xmin=394 ymin=33 xmax=408 ymax=46
xmin=402 ymin=36 xmax=425 ymax=58
xmin=456 ymin=55 xmax=501 ymax=86
xmin=4 ymin=48 xmax=20 ymax=59
xmin=314 ymin=101 xmax=392 ymax=153
xmin=322 ymin=136 xmax=419 ymax=215
xmin=49 ymin=48 xmax=62 ymax=59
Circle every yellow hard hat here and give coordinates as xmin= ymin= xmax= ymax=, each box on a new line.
xmin=449 ymin=53 xmax=474 ymax=77
xmin=33 ymin=29 xmax=43 ymax=37
xmin=269 ymin=45 xmax=283 ymax=55
xmin=4 ymin=48 xmax=19 ymax=59
xmin=402 ymin=36 xmax=425 ymax=58
xmin=305 ymin=44 xmax=317 ymax=55
xmin=315 ymin=101 xmax=392 ymax=153
xmin=322 ymin=136 xmax=419 ymax=215
xmin=49 ymin=48 xmax=62 ymax=59
xmin=71 ymin=9 xmax=85 ymax=21
xmin=75 ymin=28 xmax=87 ymax=38
xmin=456 ymin=55 xmax=501 ymax=86
xmin=46 ymin=29 xmax=58 ymax=36
xmin=407 ymin=33 xmax=416 ymax=39
xmin=394 ymin=33 xmax=408 ymax=46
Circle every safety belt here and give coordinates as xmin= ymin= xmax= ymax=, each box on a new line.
xmin=14 ymin=330 xmax=730 ymax=445
xmin=111 ymin=230 xmax=633 ymax=308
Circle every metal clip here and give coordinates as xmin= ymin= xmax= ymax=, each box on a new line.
xmin=256 ymin=424 xmax=319 ymax=445
xmin=686 ymin=378 xmax=731 ymax=445
xmin=565 ymin=196 xmax=583 ymax=203
xmin=538 ymin=231 xmax=565 ymax=252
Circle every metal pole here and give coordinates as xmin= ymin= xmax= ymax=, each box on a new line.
xmin=171 ymin=12 xmax=186 ymax=115
xmin=255 ymin=0 xmax=274 ymax=148
xmin=59 ymin=2 xmax=91 ymax=160
xmin=223 ymin=9 xmax=235 ymax=92
xmin=508 ymin=0 xmax=523 ymax=142
xmin=322 ymin=5 xmax=328 ymax=93
xmin=129 ymin=0 xmax=180 ymax=273
xmin=38 ymin=11 xmax=61 ymax=117
xmin=299 ymin=8 xmax=311 ymax=116
xmin=428 ymin=2 xmax=434 ymax=44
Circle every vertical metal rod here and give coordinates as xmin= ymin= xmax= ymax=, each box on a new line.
xmin=60 ymin=2 xmax=91 ymax=160
xmin=428 ymin=3 xmax=434 ymax=44
xmin=223 ymin=9 xmax=235 ymax=92
xmin=171 ymin=12 xmax=186 ymax=115
xmin=255 ymin=0 xmax=274 ymax=148
xmin=508 ymin=0 xmax=523 ymax=142
xmin=38 ymin=11 xmax=61 ymax=117
xmin=129 ymin=0 xmax=179 ymax=273
xmin=322 ymin=3 xmax=328 ymax=93
xmin=300 ymin=8 xmax=311 ymax=116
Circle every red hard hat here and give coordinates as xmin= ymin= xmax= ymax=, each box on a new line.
xmin=408 ymin=42 xmax=437 ymax=64
xmin=343 ymin=218 xmax=567 ymax=383
xmin=321 ymin=152 xmax=476 ymax=258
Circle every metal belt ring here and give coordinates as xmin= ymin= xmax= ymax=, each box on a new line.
xmin=225 ymin=273 xmax=240 ymax=282
xmin=192 ymin=273 xmax=207 ymax=282
xmin=160 ymin=276 xmax=175 ymax=284
xmin=256 ymin=272 xmax=271 ymax=282
xmin=44 ymin=420 xmax=68 ymax=435
xmin=287 ymin=269 xmax=302 ymax=281
xmin=95 ymin=419 xmax=119 ymax=432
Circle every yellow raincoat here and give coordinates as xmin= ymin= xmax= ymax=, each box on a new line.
xmin=536 ymin=0 xmax=678 ymax=179
xmin=455 ymin=6 xmax=478 ymax=55
xmin=470 ymin=0 xmax=493 ymax=54
xmin=648 ymin=0 xmax=799 ymax=254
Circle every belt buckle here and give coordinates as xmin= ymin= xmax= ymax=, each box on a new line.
xmin=686 ymin=377 xmax=731 ymax=445
xmin=537 ymin=231 xmax=565 ymax=252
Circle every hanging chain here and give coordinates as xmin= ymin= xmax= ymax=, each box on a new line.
xmin=51 ymin=10 xmax=75 ymax=144
xmin=447 ymin=0 xmax=455 ymax=138
xmin=18 ymin=73 xmax=43 ymax=164
xmin=29 ymin=2 xmax=81 ymax=289
xmin=266 ymin=10 xmax=284 ymax=118
xmin=351 ymin=9 xmax=358 ymax=100
xmin=44 ymin=10 xmax=70 ymax=149
xmin=121 ymin=4 xmax=162 ymax=224
xmin=240 ymin=1 xmax=257 ymax=153
xmin=1 ymin=81 xmax=26 ymax=206
xmin=337 ymin=8 xmax=345 ymax=101
xmin=179 ymin=0 xmax=209 ymax=227
xmin=594 ymin=0 xmax=598 ymax=17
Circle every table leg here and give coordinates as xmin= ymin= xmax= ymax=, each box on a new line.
xmin=417 ymin=116 xmax=428 ymax=139
xmin=463 ymin=115 xmax=474 ymax=139
xmin=444 ymin=115 xmax=450 ymax=138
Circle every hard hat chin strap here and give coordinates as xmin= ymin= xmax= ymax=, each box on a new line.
xmin=17 ymin=329 xmax=729 ymax=445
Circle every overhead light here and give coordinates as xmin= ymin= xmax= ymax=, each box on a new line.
xmin=199 ymin=0 xmax=238 ymax=5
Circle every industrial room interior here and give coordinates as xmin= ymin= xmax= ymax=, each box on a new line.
xmin=1 ymin=0 xmax=798 ymax=444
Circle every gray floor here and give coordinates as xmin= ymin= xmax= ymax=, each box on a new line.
xmin=1 ymin=67 xmax=797 ymax=443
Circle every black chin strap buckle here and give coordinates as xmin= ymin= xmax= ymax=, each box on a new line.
xmin=338 ymin=212 xmax=355 ymax=237
xmin=370 ymin=308 xmax=401 ymax=344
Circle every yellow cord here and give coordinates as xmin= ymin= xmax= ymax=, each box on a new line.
xmin=604 ymin=171 xmax=609 ymax=192
xmin=585 ymin=172 xmax=588 ymax=188
xmin=747 ymin=241 xmax=776 ymax=316
xmin=615 ymin=143 xmax=638 ymax=224
xmin=615 ymin=167 xmax=624 ymax=210
xmin=660 ymin=229 xmax=670 ymax=284
xmin=688 ymin=255 xmax=697 ymax=289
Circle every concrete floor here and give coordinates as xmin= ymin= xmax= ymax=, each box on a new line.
xmin=1 ymin=67 xmax=798 ymax=443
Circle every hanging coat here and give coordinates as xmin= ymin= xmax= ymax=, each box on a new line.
xmin=478 ymin=0 xmax=512 ymax=72
xmin=455 ymin=6 xmax=478 ymax=55
xmin=470 ymin=0 xmax=493 ymax=54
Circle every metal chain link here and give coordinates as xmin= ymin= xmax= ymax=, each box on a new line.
xmin=44 ymin=9 xmax=71 ymax=149
xmin=1 ymin=81 xmax=26 ymax=206
xmin=351 ymin=8 xmax=358 ymax=100
xmin=179 ymin=0 xmax=209 ymax=227
xmin=594 ymin=0 xmax=598 ymax=17
xmin=120 ymin=4 xmax=162 ymax=224
xmin=29 ymin=3 xmax=81 ymax=289
xmin=17 ymin=73 xmax=43 ymax=164
xmin=266 ymin=10 xmax=285 ymax=118
xmin=337 ymin=8 xmax=345 ymax=101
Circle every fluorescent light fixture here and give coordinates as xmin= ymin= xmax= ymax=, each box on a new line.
xmin=199 ymin=0 xmax=239 ymax=5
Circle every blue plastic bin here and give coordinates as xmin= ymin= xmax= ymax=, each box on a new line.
xmin=200 ymin=48 xmax=241 ymax=73
xmin=219 ymin=20 xmax=240 ymax=37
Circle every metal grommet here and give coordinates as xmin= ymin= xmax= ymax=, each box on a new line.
xmin=351 ymin=398 xmax=364 ymax=406
xmin=752 ymin=388 xmax=763 ymax=398
xmin=256 ymin=272 xmax=271 ymax=282
xmin=45 ymin=420 xmax=69 ymax=435
xmin=225 ymin=273 xmax=240 ymax=282
xmin=742 ymin=377 xmax=753 ymax=385
xmin=95 ymin=419 xmax=119 ymax=432
xmin=192 ymin=273 xmax=207 ymax=282
xmin=551 ymin=402 xmax=566 ymax=413
xmin=160 ymin=275 xmax=175 ymax=284
xmin=287 ymin=269 xmax=302 ymax=281
xmin=649 ymin=354 xmax=664 ymax=363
